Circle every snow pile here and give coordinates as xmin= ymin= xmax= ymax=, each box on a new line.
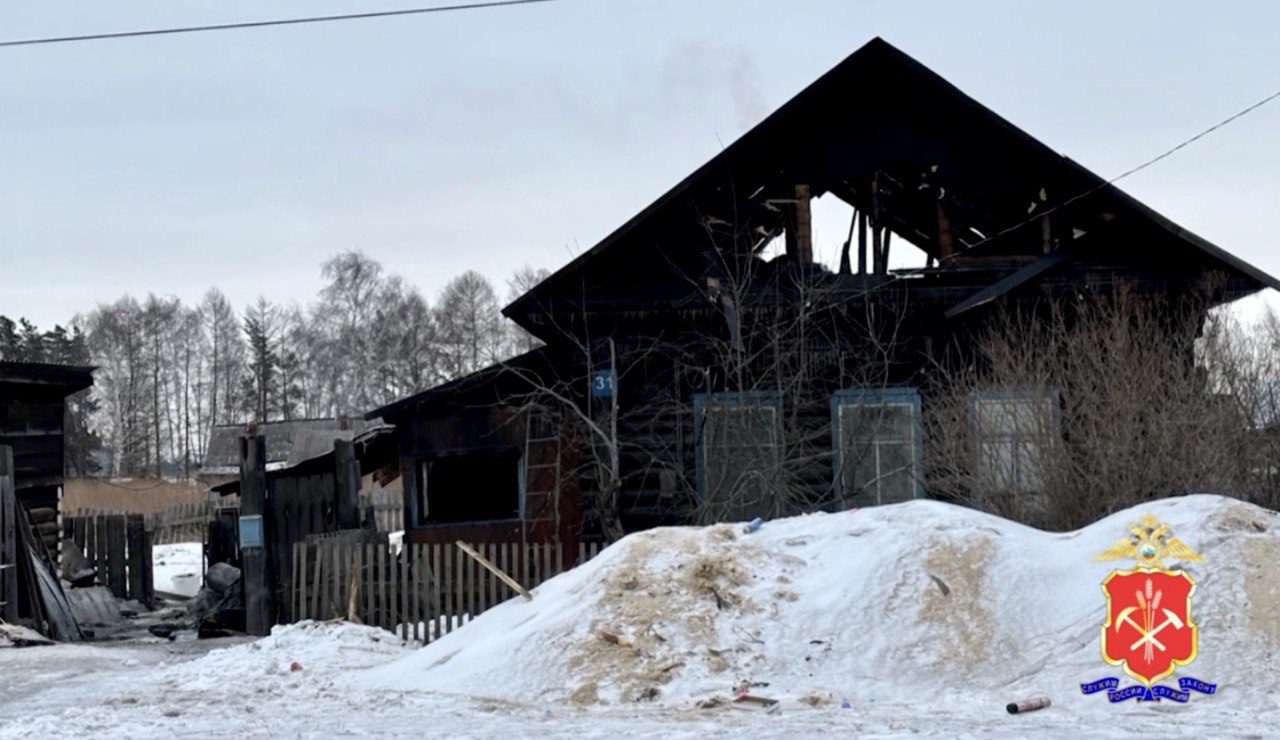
xmin=152 ymin=542 xmax=204 ymax=598
xmin=158 ymin=621 xmax=414 ymax=692
xmin=367 ymin=495 xmax=1280 ymax=709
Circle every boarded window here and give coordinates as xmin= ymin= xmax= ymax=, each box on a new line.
xmin=418 ymin=449 xmax=522 ymax=524
xmin=834 ymin=389 xmax=921 ymax=506
xmin=970 ymin=391 xmax=1059 ymax=492
xmin=696 ymin=393 xmax=781 ymax=523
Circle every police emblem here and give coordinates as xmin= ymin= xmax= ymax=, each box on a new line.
xmin=1080 ymin=514 xmax=1218 ymax=703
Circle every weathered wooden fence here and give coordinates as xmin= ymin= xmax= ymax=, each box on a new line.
xmin=62 ymin=513 xmax=153 ymax=604
xmin=359 ymin=489 xmax=402 ymax=533
xmin=66 ymin=494 xmax=228 ymax=546
xmin=291 ymin=540 xmax=602 ymax=641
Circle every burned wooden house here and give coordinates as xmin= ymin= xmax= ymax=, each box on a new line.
xmin=372 ymin=38 xmax=1279 ymax=547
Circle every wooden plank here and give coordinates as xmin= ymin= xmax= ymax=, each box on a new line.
xmin=364 ymin=543 xmax=374 ymax=629
xmin=377 ymin=543 xmax=387 ymax=630
xmin=486 ymin=543 xmax=497 ymax=613
xmin=455 ymin=537 xmax=465 ymax=624
xmin=431 ymin=544 xmax=443 ymax=642
xmin=297 ymin=543 xmax=307 ymax=621
xmin=399 ymin=546 xmax=409 ymax=640
xmin=347 ymin=544 xmax=361 ymax=622
xmin=0 ymin=446 xmax=16 ymax=623
xmin=105 ymin=516 xmax=127 ymax=598
xmin=467 ymin=543 xmax=476 ymax=619
xmin=455 ymin=541 xmax=533 ymax=601
xmin=496 ymin=542 xmax=506 ymax=599
xmin=310 ymin=542 xmax=323 ymax=619
xmin=94 ymin=516 xmax=108 ymax=591
xmin=126 ymin=515 xmax=146 ymax=603
xmin=388 ymin=543 xmax=397 ymax=631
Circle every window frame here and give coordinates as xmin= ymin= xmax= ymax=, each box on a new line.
xmin=967 ymin=388 xmax=1062 ymax=494
xmin=692 ymin=390 xmax=783 ymax=522
xmin=414 ymin=447 xmax=526 ymax=527
xmin=830 ymin=387 xmax=925 ymax=506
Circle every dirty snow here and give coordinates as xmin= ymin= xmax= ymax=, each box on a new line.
xmin=152 ymin=542 xmax=203 ymax=598
xmin=2 ymin=494 xmax=1278 ymax=738
xmin=367 ymin=494 xmax=1280 ymax=716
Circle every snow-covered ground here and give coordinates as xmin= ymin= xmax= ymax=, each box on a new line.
xmin=151 ymin=542 xmax=203 ymax=598
xmin=2 ymin=495 xmax=1277 ymax=737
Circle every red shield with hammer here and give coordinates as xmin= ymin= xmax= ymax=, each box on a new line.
xmin=1101 ymin=568 xmax=1197 ymax=685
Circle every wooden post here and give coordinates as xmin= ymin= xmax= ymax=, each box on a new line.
xmin=240 ymin=434 xmax=274 ymax=635
xmin=936 ymin=198 xmax=953 ymax=259
xmin=857 ymin=211 xmax=868 ymax=274
xmin=333 ymin=439 xmax=361 ymax=530
xmin=105 ymin=516 xmax=127 ymax=598
xmin=1 ymin=446 xmax=17 ymax=624
xmin=785 ymin=183 xmax=813 ymax=263
xmin=126 ymin=514 xmax=146 ymax=604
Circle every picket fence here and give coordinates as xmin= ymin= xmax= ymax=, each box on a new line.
xmin=62 ymin=513 xmax=153 ymax=604
xmin=291 ymin=540 xmax=602 ymax=641
xmin=358 ymin=490 xmax=403 ymax=533
xmin=66 ymin=495 xmax=226 ymax=545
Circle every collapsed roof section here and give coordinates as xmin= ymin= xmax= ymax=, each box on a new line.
xmin=505 ymin=37 xmax=1278 ymax=335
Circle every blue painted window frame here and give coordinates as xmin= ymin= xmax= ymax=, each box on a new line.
xmin=692 ymin=390 xmax=783 ymax=513
xmin=967 ymin=388 xmax=1062 ymax=493
xmin=830 ymin=387 xmax=925 ymax=504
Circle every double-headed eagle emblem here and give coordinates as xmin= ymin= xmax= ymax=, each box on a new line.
xmin=1093 ymin=513 xmax=1204 ymax=568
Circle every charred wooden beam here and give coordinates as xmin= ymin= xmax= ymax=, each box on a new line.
xmin=944 ymin=246 xmax=1078 ymax=318
xmin=936 ymin=198 xmax=954 ymax=258
xmin=857 ymin=211 xmax=868 ymax=274
xmin=785 ymin=184 xmax=814 ymax=263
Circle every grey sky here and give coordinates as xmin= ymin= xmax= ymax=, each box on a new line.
xmin=3 ymin=0 xmax=1278 ymax=328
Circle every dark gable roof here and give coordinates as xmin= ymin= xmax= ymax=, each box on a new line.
xmin=202 ymin=417 xmax=385 ymax=474
xmin=366 ymin=345 xmax=554 ymax=421
xmin=0 ymin=361 xmax=94 ymax=395
xmin=505 ymin=37 xmax=1279 ymax=327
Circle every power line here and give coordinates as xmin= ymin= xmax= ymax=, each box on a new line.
xmin=0 ymin=0 xmax=558 ymax=48
xmin=945 ymin=85 xmax=1280 ymax=260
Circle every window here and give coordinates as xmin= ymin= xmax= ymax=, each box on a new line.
xmin=969 ymin=390 xmax=1060 ymax=492
xmin=417 ymin=449 xmax=523 ymax=524
xmin=694 ymin=392 xmax=781 ymax=523
xmin=832 ymin=388 xmax=922 ymax=506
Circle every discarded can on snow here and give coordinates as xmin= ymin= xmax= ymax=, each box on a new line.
xmin=744 ymin=517 xmax=765 ymax=533
xmin=1006 ymin=696 xmax=1051 ymax=714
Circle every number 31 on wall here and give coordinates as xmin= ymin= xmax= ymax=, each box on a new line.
xmin=590 ymin=369 xmax=616 ymax=399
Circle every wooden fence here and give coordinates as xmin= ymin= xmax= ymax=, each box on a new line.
xmin=66 ymin=495 xmax=228 ymax=546
xmin=291 ymin=540 xmax=602 ymax=641
xmin=358 ymin=490 xmax=402 ymax=533
xmin=62 ymin=513 xmax=153 ymax=604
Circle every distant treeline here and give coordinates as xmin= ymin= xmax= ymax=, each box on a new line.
xmin=0 ymin=251 xmax=547 ymax=479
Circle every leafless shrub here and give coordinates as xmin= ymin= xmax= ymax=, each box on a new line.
xmin=926 ymin=289 xmax=1280 ymax=530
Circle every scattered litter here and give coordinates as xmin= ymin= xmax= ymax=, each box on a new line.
xmin=927 ymin=573 xmax=951 ymax=596
xmin=743 ymin=517 xmax=765 ymax=534
xmin=290 ymin=661 xmax=304 ymax=672
xmin=731 ymin=694 xmax=779 ymax=714
xmin=1006 ymin=696 xmax=1051 ymax=714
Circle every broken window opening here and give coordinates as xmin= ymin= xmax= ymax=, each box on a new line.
xmin=417 ymin=448 xmax=523 ymax=525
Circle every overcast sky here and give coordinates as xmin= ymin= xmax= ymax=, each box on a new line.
xmin=3 ymin=0 xmax=1278 ymax=328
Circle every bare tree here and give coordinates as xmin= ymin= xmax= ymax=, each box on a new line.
xmin=436 ymin=270 xmax=504 ymax=379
